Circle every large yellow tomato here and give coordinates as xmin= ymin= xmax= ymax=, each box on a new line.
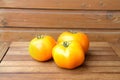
xmin=52 ymin=41 xmax=85 ymax=69
xmin=29 ymin=35 xmax=56 ymax=61
xmin=57 ymin=31 xmax=89 ymax=53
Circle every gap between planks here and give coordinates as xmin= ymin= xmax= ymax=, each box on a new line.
xmin=110 ymin=42 xmax=120 ymax=57
xmin=0 ymin=42 xmax=10 ymax=63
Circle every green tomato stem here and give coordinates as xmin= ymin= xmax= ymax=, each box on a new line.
xmin=68 ymin=30 xmax=77 ymax=34
xmin=37 ymin=35 xmax=44 ymax=39
xmin=63 ymin=41 xmax=70 ymax=48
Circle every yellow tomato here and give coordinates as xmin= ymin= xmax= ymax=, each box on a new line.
xmin=29 ymin=35 xmax=56 ymax=61
xmin=52 ymin=41 xmax=85 ymax=69
xmin=57 ymin=31 xmax=89 ymax=53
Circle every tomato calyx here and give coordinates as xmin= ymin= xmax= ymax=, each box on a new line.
xmin=63 ymin=41 xmax=70 ymax=48
xmin=37 ymin=35 xmax=44 ymax=39
xmin=68 ymin=30 xmax=77 ymax=34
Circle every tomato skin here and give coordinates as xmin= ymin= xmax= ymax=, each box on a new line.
xmin=29 ymin=35 xmax=56 ymax=61
xmin=57 ymin=31 xmax=89 ymax=53
xmin=52 ymin=41 xmax=85 ymax=69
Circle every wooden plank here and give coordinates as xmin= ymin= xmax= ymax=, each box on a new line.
xmin=0 ymin=66 xmax=120 ymax=73
xmin=9 ymin=44 xmax=113 ymax=51
xmin=84 ymin=61 xmax=120 ymax=67
xmin=9 ymin=42 xmax=110 ymax=47
xmin=0 ymin=9 xmax=120 ymax=28
xmin=1 ymin=28 xmax=120 ymax=42
xmin=86 ymin=55 xmax=120 ymax=61
xmin=13 ymin=42 xmax=110 ymax=47
xmin=7 ymin=45 xmax=112 ymax=51
xmin=90 ymin=42 xmax=110 ymax=47
xmin=0 ymin=42 xmax=9 ymax=62
xmin=87 ymin=50 xmax=115 ymax=56
xmin=3 ymin=55 xmax=120 ymax=61
xmin=0 ymin=0 xmax=120 ymax=10
xmin=10 ymin=42 xmax=29 ymax=47
xmin=7 ymin=48 xmax=115 ymax=56
xmin=110 ymin=42 xmax=120 ymax=57
xmin=1 ymin=41 xmax=119 ymax=79
xmin=0 ymin=73 xmax=120 ymax=80
xmin=1 ymin=61 xmax=120 ymax=67
xmin=5 ymin=41 xmax=114 ymax=56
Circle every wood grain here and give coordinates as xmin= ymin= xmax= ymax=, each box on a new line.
xmin=1 ymin=28 xmax=120 ymax=42
xmin=0 ymin=42 xmax=9 ymax=62
xmin=0 ymin=9 xmax=120 ymax=28
xmin=0 ymin=66 xmax=120 ymax=73
xmin=1 ymin=41 xmax=120 ymax=80
xmin=9 ymin=42 xmax=110 ymax=47
xmin=6 ymin=48 xmax=115 ymax=56
xmin=3 ymin=55 xmax=120 ymax=61
xmin=1 ymin=61 xmax=120 ymax=67
xmin=0 ymin=73 xmax=120 ymax=80
xmin=3 ymin=42 xmax=120 ymax=61
xmin=0 ymin=0 xmax=120 ymax=10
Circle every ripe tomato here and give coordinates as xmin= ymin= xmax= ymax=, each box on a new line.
xmin=52 ymin=41 xmax=85 ymax=69
xmin=57 ymin=31 xmax=89 ymax=53
xmin=29 ymin=35 xmax=56 ymax=61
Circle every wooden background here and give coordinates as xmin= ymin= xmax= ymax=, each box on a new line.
xmin=0 ymin=0 xmax=120 ymax=42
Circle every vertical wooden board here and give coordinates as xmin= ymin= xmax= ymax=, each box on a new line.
xmin=0 ymin=42 xmax=9 ymax=62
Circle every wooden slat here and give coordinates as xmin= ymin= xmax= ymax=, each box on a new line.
xmin=0 ymin=66 xmax=120 ymax=73
xmin=87 ymin=50 xmax=115 ymax=56
xmin=0 ymin=42 xmax=9 ymax=62
xmin=11 ymin=42 xmax=110 ymax=47
xmin=3 ymin=42 xmax=119 ymax=61
xmin=84 ymin=61 xmax=120 ymax=67
xmin=3 ymin=55 xmax=120 ymax=61
xmin=7 ymin=48 xmax=115 ymax=56
xmin=1 ymin=61 xmax=120 ymax=67
xmin=90 ymin=42 xmax=110 ymax=47
xmin=0 ymin=0 xmax=120 ymax=10
xmin=5 ymin=42 xmax=115 ymax=56
xmin=110 ymin=42 xmax=120 ymax=57
xmin=86 ymin=55 xmax=120 ymax=61
xmin=0 ymin=73 xmax=120 ymax=80
xmin=9 ymin=42 xmax=110 ymax=47
xmin=0 ymin=9 xmax=120 ymax=28
xmin=1 ymin=28 xmax=120 ymax=42
xmin=10 ymin=42 xmax=29 ymax=47
xmin=1 ymin=41 xmax=120 ymax=79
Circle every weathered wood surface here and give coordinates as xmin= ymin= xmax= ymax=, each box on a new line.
xmin=0 ymin=42 xmax=120 ymax=80
xmin=0 ymin=0 xmax=120 ymax=10
xmin=0 ymin=9 xmax=120 ymax=28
